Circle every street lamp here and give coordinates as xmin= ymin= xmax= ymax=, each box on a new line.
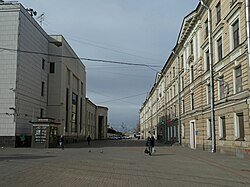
xmin=200 ymin=0 xmax=216 ymax=153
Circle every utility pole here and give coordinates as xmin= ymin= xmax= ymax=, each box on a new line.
xmin=200 ymin=0 xmax=216 ymax=153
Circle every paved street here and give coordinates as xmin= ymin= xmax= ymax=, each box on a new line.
xmin=0 ymin=140 xmax=249 ymax=187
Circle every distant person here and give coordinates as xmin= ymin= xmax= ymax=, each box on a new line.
xmin=146 ymin=136 xmax=152 ymax=155
xmin=87 ymin=135 xmax=92 ymax=145
xmin=59 ymin=135 xmax=64 ymax=150
xmin=151 ymin=135 xmax=155 ymax=153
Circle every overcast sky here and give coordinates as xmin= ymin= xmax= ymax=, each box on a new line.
xmin=18 ymin=0 xmax=198 ymax=132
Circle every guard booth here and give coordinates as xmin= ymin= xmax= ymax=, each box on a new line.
xmin=31 ymin=118 xmax=60 ymax=148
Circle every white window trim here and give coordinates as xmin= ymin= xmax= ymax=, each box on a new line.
xmin=214 ymin=32 xmax=223 ymax=63
xmin=190 ymin=92 xmax=194 ymax=110
xmin=181 ymin=124 xmax=185 ymax=138
xmin=229 ymin=11 xmax=240 ymax=51
xmin=218 ymin=116 xmax=224 ymax=139
xmin=193 ymin=34 xmax=197 ymax=62
xmin=233 ymin=65 xmax=241 ymax=94
xmin=234 ymin=113 xmax=240 ymax=139
xmin=206 ymin=119 xmax=211 ymax=139
xmin=203 ymin=46 xmax=209 ymax=71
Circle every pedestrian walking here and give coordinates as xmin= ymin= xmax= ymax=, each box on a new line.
xmin=87 ymin=135 xmax=92 ymax=145
xmin=146 ymin=136 xmax=152 ymax=155
xmin=151 ymin=135 xmax=155 ymax=153
xmin=59 ymin=135 xmax=64 ymax=150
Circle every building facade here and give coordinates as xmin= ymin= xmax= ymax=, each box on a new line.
xmin=0 ymin=2 xmax=108 ymax=147
xmin=86 ymin=98 xmax=108 ymax=140
xmin=140 ymin=0 xmax=250 ymax=157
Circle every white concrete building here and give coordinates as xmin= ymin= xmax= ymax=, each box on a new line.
xmin=0 ymin=2 xmax=49 ymax=146
xmin=0 ymin=2 xmax=107 ymax=147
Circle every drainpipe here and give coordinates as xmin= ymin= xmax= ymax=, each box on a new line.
xmin=200 ymin=0 xmax=216 ymax=153
xmin=172 ymin=50 xmax=181 ymax=145
xmin=246 ymin=0 xmax=250 ymax=91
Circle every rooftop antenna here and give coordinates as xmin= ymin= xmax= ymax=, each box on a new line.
xmin=36 ymin=13 xmax=45 ymax=26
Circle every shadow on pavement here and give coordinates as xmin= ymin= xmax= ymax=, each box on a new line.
xmin=150 ymin=153 xmax=176 ymax=156
xmin=65 ymin=139 xmax=171 ymax=149
xmin=0 ymin=155 xmax=56 ymax=161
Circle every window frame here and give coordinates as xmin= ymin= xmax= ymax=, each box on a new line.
xmin=217 ymin=36 xmax=223 ymax=62
xmin=207 ymin=119 xmax=212 ymax=140
xmin=207 ymin=84 xmax=211 ymax=104
xmin=234 ymin=112 xmax=245 ymax=140
xmin=41 ymin=81 xmax=45 ymax=96
xmin=191 ymin=93 xmax=194 ymax=110
xmin=235 ymin=66 xmax=242 ymax=93
xmin=190 ymin=65 xmax=194 ymax=82
xmin=50 ymin=62 xmax=55 ymax=74
xmin=216 ymin=1 xmax=221 ymax=24
xmin=218 ymin=79 xmax=225 ymax=99
xmin=205 ymin=50 xmax=210 ymax=71
xmin=219 ymin=116 xmax=226 ymax=140
xmin=232 ymin=19 xmax=240 ymax=49
xmin=205 ymin=19 xmax=208 ymax=38
xmin=42 ymin=58 xmax=45 ymax=70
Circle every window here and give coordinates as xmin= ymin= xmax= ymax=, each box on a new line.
xmin=40 ymin=108 xmax=44 ymax=118
xmin=173 ymin=85 xmax=175 ymax=97
xmin=219 ymin=79 xmax=225 ymax=99
xmin=41 ymin=81 xmax=45 ymax=96
xmin=217 ymin=37 xmax=222 ymax=61
xmin=205 ymin=19 xmax=208 ymax=38
xmin=206 ymin=50 xmax=210 ymax=71
xmin=219 ymin=116 xmax=226 ymax=140
xmin=232 ymin=19 xmax=239 ymax=49
xmin=191 ymin=93 xmax=194 ymax=110
xmin=190 ymin=40 xmax=193 ymax=55
xmin=42 ymin=58 xmax=45 ymax=70
xmin=182 ymin=99 xmax=185 ymax=114
xmin=207 ymin=119 xmax=212 ymax=139
xmin=181 ymin=76 xmax=184 ymax=90
xmin=181 ymin=124 xmax=185 ymax=138
xmin=230 ymin=0 xmax=237 ymax=6
xmin=173 ymin=67 xmax=175 ymax=78
xmin=174 ymin=104 xmax=176 ymax=117
xmin=216 ymin=2 xmax=221 ymax=23
xmin=234 ymin=112 xmax=244 ymax=140
xmin=72 ymin=93 xmax=78 ymax=133
xmin=181 ymin=55 xmax=184 ymax=69
xmin=170 ymin=72 xmax=172 ymax=81
xmin=207 ymin=84 xmax=211 ymax=104
xmin=50 ymin=62 xmax=55 ymax=73
xmin=235 ymin=66 xmax=242 ymax=93
xmin=190 ymin=65 xmax=194 ymax=82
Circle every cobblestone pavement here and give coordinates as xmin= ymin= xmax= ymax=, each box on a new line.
xmin=0 ymin=140 xmax=249 ymax=187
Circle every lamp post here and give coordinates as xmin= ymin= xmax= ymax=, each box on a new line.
xmin=200 ymin=0 xmax=216 ymax=153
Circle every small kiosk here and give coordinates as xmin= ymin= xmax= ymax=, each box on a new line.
xmin=31 ymin=118 xmax=60 ymax=148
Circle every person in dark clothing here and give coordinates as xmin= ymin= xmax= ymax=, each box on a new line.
xmin=87 ymin=135 xmax=92 ymax=145
xmin=151 ymin=135 xmax=155 ymax=153
xmin=59 ymin=135 xmax=64 ymax=150
xmin=146 ymin=137 xmax=152 ymax=155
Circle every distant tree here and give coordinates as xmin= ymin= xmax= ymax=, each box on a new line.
xmin=120 ymin=122 xmax=127 ymax=133
xmin=133 ymin=121 xmax=140 ymax=134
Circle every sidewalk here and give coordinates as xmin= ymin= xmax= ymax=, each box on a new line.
xmin=0 ymin=140 xmax=249 ymax=187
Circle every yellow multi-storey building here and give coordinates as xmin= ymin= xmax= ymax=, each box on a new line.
xmin=140 ymin=0 xmax=250 ymax=157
